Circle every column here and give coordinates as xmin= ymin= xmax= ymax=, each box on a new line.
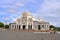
xmin=16 ymin=25 xmax=18 ymax=30
xmin=9 ymin=24 xmax=11 ymax=30
xmin=32 ymin=21 xmax=33 ymax=30
xmin=10 ymin=24 xmax=12 ymax=30
xmin=15 ymin=25 xmax=16 ymax=30
xmin=21 ymin=25 xmax=22 ymax=30
xmin=26 ymin=25 xmax=28 ymax=30
xmin=48 ymin=23 xmax=49 ymax=30
xmin=15 ymin=25 xmax=17 ymax=30
xmin=14 ymin=25 xmax=15 ymax=30
xmin=40 ymin=25 xmax=42 ymax=30
xmin=43 ymin=24 xmax=45 ymax=30
xmin=45 ymin=24 xmax=47 ymax=30
xmin=31 ymin=17 xmax=33 ymax=30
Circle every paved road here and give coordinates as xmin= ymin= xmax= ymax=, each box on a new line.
xmin=0 ymin=30 xmax=60 ymax=40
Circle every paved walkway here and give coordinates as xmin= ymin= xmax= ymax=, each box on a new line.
xmin=0 ymin=30 xmax=60 ymax=40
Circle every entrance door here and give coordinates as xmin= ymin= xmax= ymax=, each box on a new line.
xmin=23 ymin=25 xmax=26 ymax=30
xmin=19 ymin=25 xmax=20 ymax=30
xmin=38 ymin=25 xmax=40 ymax=30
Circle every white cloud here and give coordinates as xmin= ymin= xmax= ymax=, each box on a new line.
xmin=0 ymin=3 xmax=24 ymax=9
xmin=8 ymin=9 xmax=16 ymax=13
xmin=35 ymin=0 xmax=60 ymax=26
xmin=15 ymin=2 xmax=24 ymax=7
xmin=1 ymin=0 xmax=60 ymax=26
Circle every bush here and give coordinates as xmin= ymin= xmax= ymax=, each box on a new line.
xmin=5 ymin=25 xmax=9 ymax=29
xmin=57 ymin=27 xmax=60 ymax=31
xmin=49 ymin=25 xmax=55 ymax=30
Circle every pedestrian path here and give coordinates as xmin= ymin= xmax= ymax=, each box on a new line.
xmin=56 ymin=32 xmax=60 ymax=34
xmin=33 ymin=32 xmax=50 ymax=33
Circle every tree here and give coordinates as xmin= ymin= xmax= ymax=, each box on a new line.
xmin=49 ymin=25 xmax=55 ymax=30
xmin=56 ymin=27 xmax=60 ymax=31
xmin=5 ymin=25 xmax=9 ymax=29
xmin=0 ymin=22 xmax=4 ymax=28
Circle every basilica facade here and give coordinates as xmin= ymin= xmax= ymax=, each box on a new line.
xmin=9 ymin=12 xmax=50 ymax=31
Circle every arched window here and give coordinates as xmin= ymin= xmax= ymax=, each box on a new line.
xmin=42 ymin=25 xmax=44 ymax=28
xmin=28 ymin=25 xmax=32 ymax=29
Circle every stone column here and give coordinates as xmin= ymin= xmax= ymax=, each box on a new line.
xmin=40 ymin=24 xmax=42 ymax=30
xmin=26 ymin=25 xmax=28 ymax=30
xmin=14 ymin=25 xmax=15 ymax=30
xmin=16 ymin=25 xmax=18 ymax=30
xmin=32 ymin=25 xmax=33 ymax=29
xmin=44 ymin=24 xmax=47 ymax=30
xmin=25 ymin=18 xmax=28 ymax=30
xmin=10 ymin=25 xmax=12 ymax=30
xmin=9 ymin=24 xmax=11 ymax=30
xmin=44 ymin=24 xmax=45 ymax=30
xmin=21 ymin=25 xmax=23 ymax=30
xmin=17 ymin=25 xmax=19 ymax=30
xmin=32 ymin=19 xmax=33 ymax=30
xmin=16 ymin=25 xmax=17 ymax=30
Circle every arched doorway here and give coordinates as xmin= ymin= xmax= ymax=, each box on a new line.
xmin=19 ymin=25 xmax=20 ymax=30
xmin=23 ymin=25 xmax=26 ymax=30
xmin=38 ymin=25 xmax=40 ymax=30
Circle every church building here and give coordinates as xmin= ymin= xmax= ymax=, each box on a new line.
xmin=9 ymin=12 xmax=50 ymax=31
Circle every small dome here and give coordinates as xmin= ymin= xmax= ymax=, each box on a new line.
xmin=22 ymin=11 xmax=30 ymax=16
xmin=27 ymin=12 xmax=30 ymax=15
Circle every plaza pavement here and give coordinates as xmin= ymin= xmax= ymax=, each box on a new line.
xmin=0 ymin=29 xmax=60 ymax=40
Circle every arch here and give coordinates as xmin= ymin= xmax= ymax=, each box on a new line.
xmin=38 ymin=25 xmax=41 ymax=30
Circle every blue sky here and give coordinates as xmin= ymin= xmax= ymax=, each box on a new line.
xmin=0 ymin=0 xmax=60 ymax=27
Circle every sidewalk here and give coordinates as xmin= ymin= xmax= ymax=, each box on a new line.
xmin=0 ymin=28 xmax=6 ymax=31
xmin=33 ymin=32 xmax=50 ymax=33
